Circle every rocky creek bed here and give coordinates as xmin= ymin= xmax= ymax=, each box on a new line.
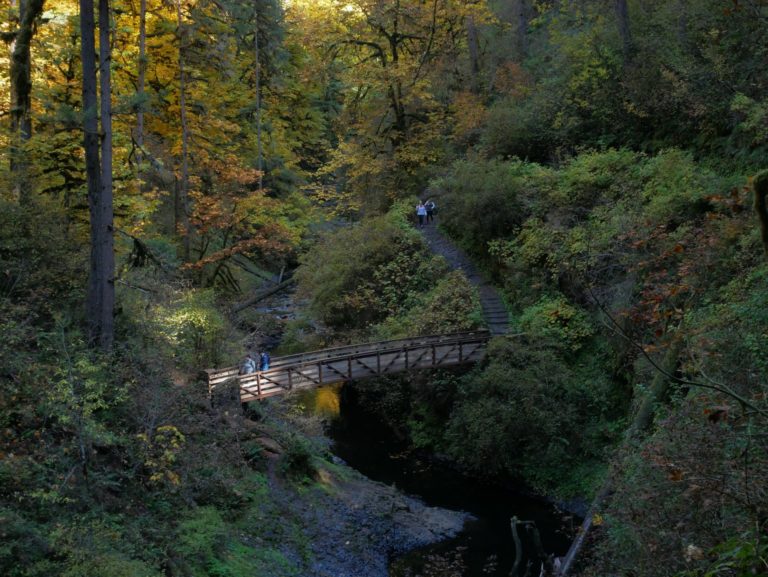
xmin=232 ymin=412 xmax=471 ymax=577
xmin=269 ymin=463 xmax=471 ymax=577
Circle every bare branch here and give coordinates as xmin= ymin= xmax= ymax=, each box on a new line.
xmin=588 ymin=286 xmax=768 ymax=420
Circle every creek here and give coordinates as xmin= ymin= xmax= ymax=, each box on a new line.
xmin=297 ymin=382 xmax=577 ymax=577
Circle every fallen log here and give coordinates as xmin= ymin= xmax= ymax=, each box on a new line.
xmin=232 ymin=277 xmax=296 ymax=313
xmin=556 ymin=485 xmax=611 ymax=576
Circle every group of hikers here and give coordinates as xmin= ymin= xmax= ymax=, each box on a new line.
xmin=415 ymin=199 xmax=437 ymax=227
xmin=239 ymin=350 xmax=271 ymax=375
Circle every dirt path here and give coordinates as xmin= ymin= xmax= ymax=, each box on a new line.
xmin=418 ymin=222 xmax=509 ymax=335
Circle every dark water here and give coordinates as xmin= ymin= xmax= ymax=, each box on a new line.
xmin=298 ymin=384 xmax=578 ymax=577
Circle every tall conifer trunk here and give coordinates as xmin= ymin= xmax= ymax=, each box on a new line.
xmin=80 ymin=0 xmax=114 ymax=350
xmin=98 ymin=0 xmax=115 ymax=349
xmin=254 ymin=8 xmax=263 ymax=191
xmin=80 ymin=0 xmax=102 ymax=345
xmin=466 ymin=14 xmax=480 ymax=92
xmin=136 ymin=0 xmax=146 ymax=165
xmin=516 ymin=0 xmax=528 ymax=60
xmin=176 ymin=0 xmax=191 ymax=261
xmin=615 ymin=0 xmax=632 ymax=62
xmin=9 ymin=0 xmax=45 ymax=203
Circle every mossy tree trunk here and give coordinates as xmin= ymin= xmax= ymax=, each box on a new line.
xmin=9 ymin=0 xmax=45 ymax=204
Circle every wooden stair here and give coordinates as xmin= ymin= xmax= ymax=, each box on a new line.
xmin=419 ymin=224 xmax=509 ymax=335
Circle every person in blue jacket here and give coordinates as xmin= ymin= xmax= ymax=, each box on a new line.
xmin=260 ymin=350 xmax=270 ymax=371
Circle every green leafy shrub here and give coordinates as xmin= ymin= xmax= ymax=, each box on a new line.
xmin=279 ymin=436 xmax=317 ymax=483
xmin=551 ymin=148 xmax=642 ymax=209
xmin=177 ymin=506 xmax=229 ymax=565
xmin=275 ymin=316 xmax=326 ymax=355
xmin=138 ymin=288 xmax=228 ymax=370
xmin=518 ymin=295 xmax=594 ymax=351
xmin=0 ymin=199 xmax=83 ymax=318
xmin=207 ymin=543 xmax=300 ymax=577
xmin=690 ymin=533 xmax=768 ymax=577
xmin=731 ymin=93 xmax=768 ymax=154
xmin=296 ymin=212 xmax=447 ymax=331
xmin=434 ymin=158 xmax=547 ymax=260
xmin=376 ymin=270 xmax=484 ymax=338
xmin=445 ymin=337 xmax=619 ymax=497
xmin=638 ymin=149 xmax=728 ymax=225
xmin=48 ymin=519 xmax=163 ymax=577
xmin=481 ymin=92 xmax=563 ymax=162
xmin=687 ymin=265 xmax=768 ymax=386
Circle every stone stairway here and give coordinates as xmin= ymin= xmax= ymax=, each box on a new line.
xmin=418 ymin=223 xmax=509 ymax=335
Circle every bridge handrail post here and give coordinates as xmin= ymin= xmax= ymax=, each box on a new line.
xmin=256 ymin=372 xmax=262 ymax=399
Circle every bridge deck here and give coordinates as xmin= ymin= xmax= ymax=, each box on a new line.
xmin=203 ymin=330 xmax=491 ymax=402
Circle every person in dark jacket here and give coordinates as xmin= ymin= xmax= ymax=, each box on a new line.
xmin=260 ymin=351 xmax=271 ymax=371
xmin=425 ymin=199 xmax=436 ymax=223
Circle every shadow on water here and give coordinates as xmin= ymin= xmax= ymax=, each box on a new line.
xmin=296 ymin=383 xmax=578 ymax=577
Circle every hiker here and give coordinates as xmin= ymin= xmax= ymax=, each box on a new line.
xmin=425 ymin=199 xmax=436 ymax=223
xmin=260 ymin=350 xmax=271 ymax=371
xmin=416 ymin=201 xmax=427 ymax=227
xmin=239 ymin=353 xmax=257 ymax=375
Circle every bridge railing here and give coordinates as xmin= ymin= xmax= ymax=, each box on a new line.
xmin=202 ymin=330 xmax=491 ymax=401
xmin=267 ymin=330 xmax=491 ymax=367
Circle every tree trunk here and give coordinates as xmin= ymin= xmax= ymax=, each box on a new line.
xmin=517 ymin=0 xmax=529 ymax=61
xmin=614 ymin=0 xmax=632 ymax=62
xmin=556 ymin=484 xmax=612 ymax=577
xmin=676 ymin=0 xmax=688 ymax=46
xmin=752 ymin=170 xmax=768 ymax=258
xmin=135 ymin=0 xmax=146 ymax=164
xmin=627 ymin=338 xmax=684 ymax=439
xmin=232 ymin=277 xmax=296 ymax=314
xmin=558 ymin=338 xmax=684 ymax=576
xmin=80 ymin=0 xmax=104 ymax=348
xmin=466 ymin=14 xmax=480 ymax=91
xmin=97 ymin=0 xmax=115 ymax=350
xmin=9 ymin=0 xmax=45 ymax=204
xmin=254 ymin=8 xmax=263 ymax=191
xmin=176 ymin=0 xmax=191 ymax=261
xmin=510 ymin=516 xmax=524 ymax=577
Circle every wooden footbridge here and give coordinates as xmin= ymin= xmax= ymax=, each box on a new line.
xmin=203 ymin=330 xmax=491 ymax=402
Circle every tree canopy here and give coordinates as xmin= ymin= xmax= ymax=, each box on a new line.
xmin=1 ymin=1 xmax=768 ymax=576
